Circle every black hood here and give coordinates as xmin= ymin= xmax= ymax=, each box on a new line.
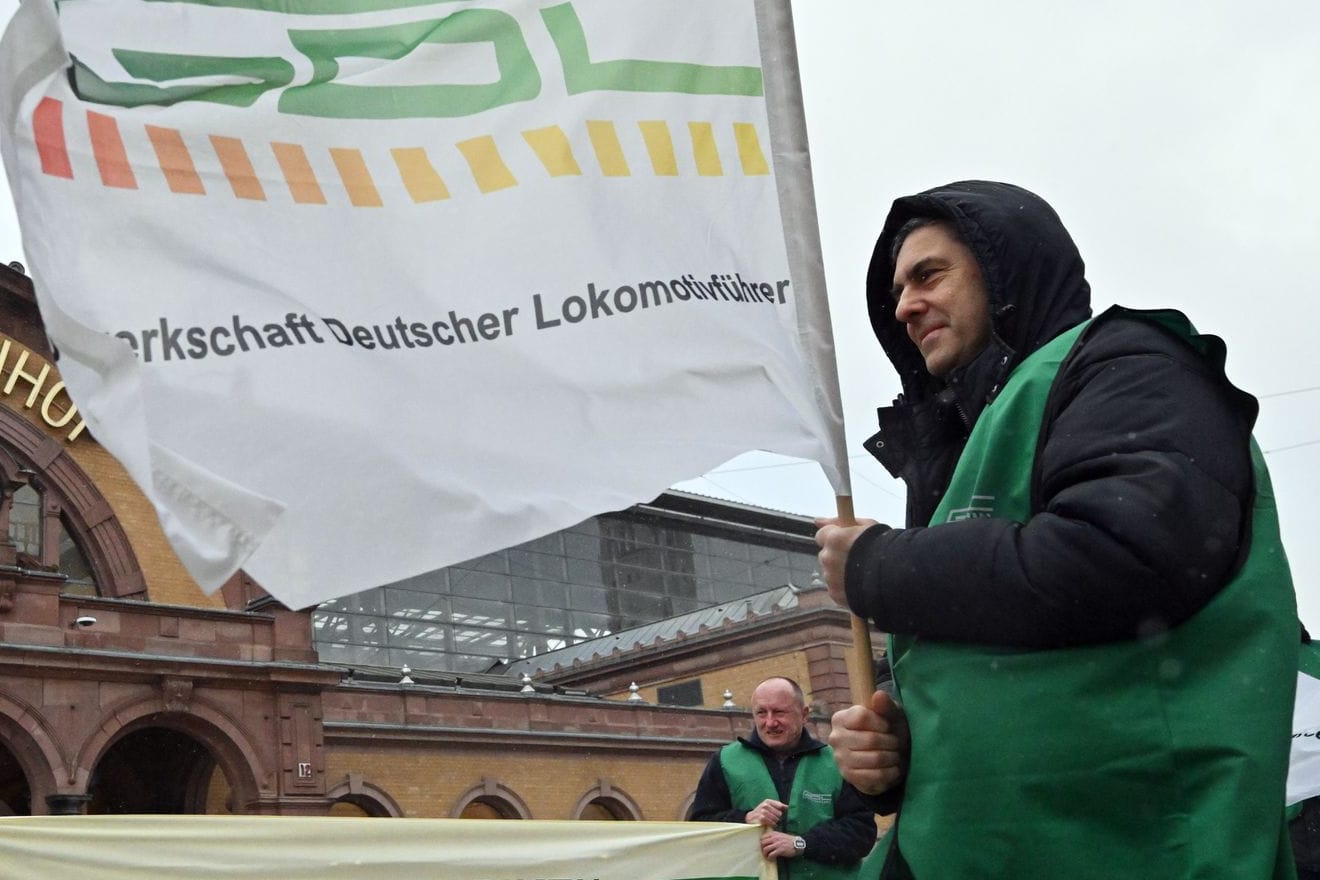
xmin=866 ymin=181 xmax=1093 ymax=404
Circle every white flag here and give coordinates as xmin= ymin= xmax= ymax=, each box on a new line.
xmin=0 ymin=0 xmax=847 ymax=608
xmin=1289 ymin=641 xmax=1320 ymax=806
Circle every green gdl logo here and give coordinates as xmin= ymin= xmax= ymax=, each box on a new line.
xmin=66 ymin=1 xmax=765 ymax=120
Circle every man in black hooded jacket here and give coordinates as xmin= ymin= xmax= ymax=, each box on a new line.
xmin=815 ymin=181 xmax=1298 ymax=878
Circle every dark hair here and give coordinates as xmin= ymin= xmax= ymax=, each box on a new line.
xmin=889 ymin=216 xmax=960 ymax=266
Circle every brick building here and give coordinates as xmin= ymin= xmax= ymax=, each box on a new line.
xmin=0 ymin=259 xmax=878 ymax=820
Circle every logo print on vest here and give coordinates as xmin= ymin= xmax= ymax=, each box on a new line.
xmin=947 ymin=494 xmax=995 ymax=522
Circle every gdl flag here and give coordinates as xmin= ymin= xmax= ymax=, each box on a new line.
xmin=0 ymin=0 xmax=847 ymax=608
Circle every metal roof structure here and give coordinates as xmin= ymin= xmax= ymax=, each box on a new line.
xmin=502 ymin=583 xmax=802 ymax=678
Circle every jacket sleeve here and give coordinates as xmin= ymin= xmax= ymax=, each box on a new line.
xmin=801 ymin=782 xmax=882 ymax=865
xmin=845 ymin=319 xmax=1256 ymax=649
xmin=688 ymin=751 xmax=748 ymax=824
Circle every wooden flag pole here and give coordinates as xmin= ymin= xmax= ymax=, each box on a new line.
xmin=834 ymin=495 xmax=876 ymax=705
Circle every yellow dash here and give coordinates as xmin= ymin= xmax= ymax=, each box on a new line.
xmin=456 ymin=135 xmax=517 ymax=193
xmin=638 ymin=121 xmax=678 ymax=176
xmin=522 ymin=126 xmax=581 ymax=177
xmin=689 ymin=122 xmax=723 ymax=177
xmin=733 ymin=123 xmax=770 ymax=176
xmin=271 ymin=142 xmax=326 ymax=205
xmin=391 ymin=148 xmax=450 ymax=202
xmin=330 ymin=147 xmax=383 ymax=208
xmin=210 ymin=135 xmax=265 ymax=201
xmin=586 ymin=120 xmax=629 ymax=177
xmin=146 ymin=125 xmax=204 ymax=195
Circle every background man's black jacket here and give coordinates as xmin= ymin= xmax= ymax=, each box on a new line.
xmin=690 ymin=729 xmax=877 ymax=865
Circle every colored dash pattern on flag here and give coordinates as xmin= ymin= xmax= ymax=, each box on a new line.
xmin=31 ymin=98 xmax=772 ymax=206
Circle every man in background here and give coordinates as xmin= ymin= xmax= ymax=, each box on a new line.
xmin=689 ymin=676 xmax=875 ymax=879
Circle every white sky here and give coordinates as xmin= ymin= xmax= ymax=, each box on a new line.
xmin=1 ymin=0 xmax=1316 ymax=629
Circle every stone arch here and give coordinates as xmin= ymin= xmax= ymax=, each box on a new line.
xmin=0 ymin=411 xmax=146 ymax=597
xmin=0 ymin=692 xmax=65 ymax=814
xmin=326 ymin=773 xmax=403 ymax=818
xmin=570 ymin=778 xmax=643 ymax=820
xmin=450 ymin=776 xmax=532 ymax=819
xmin=75 ymin=692 xmax=266 ymax=811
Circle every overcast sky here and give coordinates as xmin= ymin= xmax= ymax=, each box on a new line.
xmin=1 ymin=1 xmax=1316 ymax=628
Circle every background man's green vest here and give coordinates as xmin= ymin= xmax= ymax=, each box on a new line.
xmin=720 ymin=741 xmax=860 ymax=880
xmin=887 ymin=308 xmax=1298 ymax=879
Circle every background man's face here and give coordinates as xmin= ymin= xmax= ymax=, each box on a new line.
xmin=891 ymin=224 xmax=992 ymax=377
xmin=752 ymin=680 xmax=809 ymax=754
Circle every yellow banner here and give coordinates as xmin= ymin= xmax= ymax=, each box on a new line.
xmin=0 ymin=816 xmax=773 ymax=880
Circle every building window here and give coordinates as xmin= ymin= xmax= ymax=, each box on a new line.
xmin=572 ymin=782 xmax=642 ymax=820
xmin=7 ymin=483 xmax=39 ymax=557
xmin=657 ymin=680 xmax=704 ymax=707
xmin=58 ymin=513 xmax=98 ymax=596
xmin=451 ymin=778 xmax=530 ymax=819
xmin=0 ymin=424 xmax=139 ymax=598
xmin=3 ymin=480 xmax=98 ymax=595
xmin=578 ymin=798 xmax=630 ymax=820
xmin=325 ymin=774 xmax=402 ymax=818
xmin=459 ymin=799 xmax=515 ymax=820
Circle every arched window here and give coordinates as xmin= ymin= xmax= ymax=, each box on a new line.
xmin=451 ymin=778 xmax=531 ymax=819
xmin=459 ymin=798 xmax=517 ymax=819
xmin=325 ymin=774 xmax=402 ymax=818
xmin=577 ymin=798 xmax=630 ymax=820
xmin=0 ymin=414 xmax=144 ymax=599
xmin=1 ymin=474 xmax=98 ymax=595
xmin=571 ymin=780 xmax=642 ymax=820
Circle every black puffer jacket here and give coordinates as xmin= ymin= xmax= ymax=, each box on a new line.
xmin=845 ymin=181 xmax=1258 ymax=649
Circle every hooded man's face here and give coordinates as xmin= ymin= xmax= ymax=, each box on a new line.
xmin=890 ymin=223 xmax=992 ymax=377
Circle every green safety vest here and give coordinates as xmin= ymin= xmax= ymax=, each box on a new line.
xmin=720 ymin=741 xmax=861 ymax=880
xmin=886 ymin=308 xmax=1298 ymax=879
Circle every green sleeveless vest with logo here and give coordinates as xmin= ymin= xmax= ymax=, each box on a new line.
xmin=887 ymin=308 xmax=1298 ymax=879
xmin=720 ymin=741 xmax=860 ymax=880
